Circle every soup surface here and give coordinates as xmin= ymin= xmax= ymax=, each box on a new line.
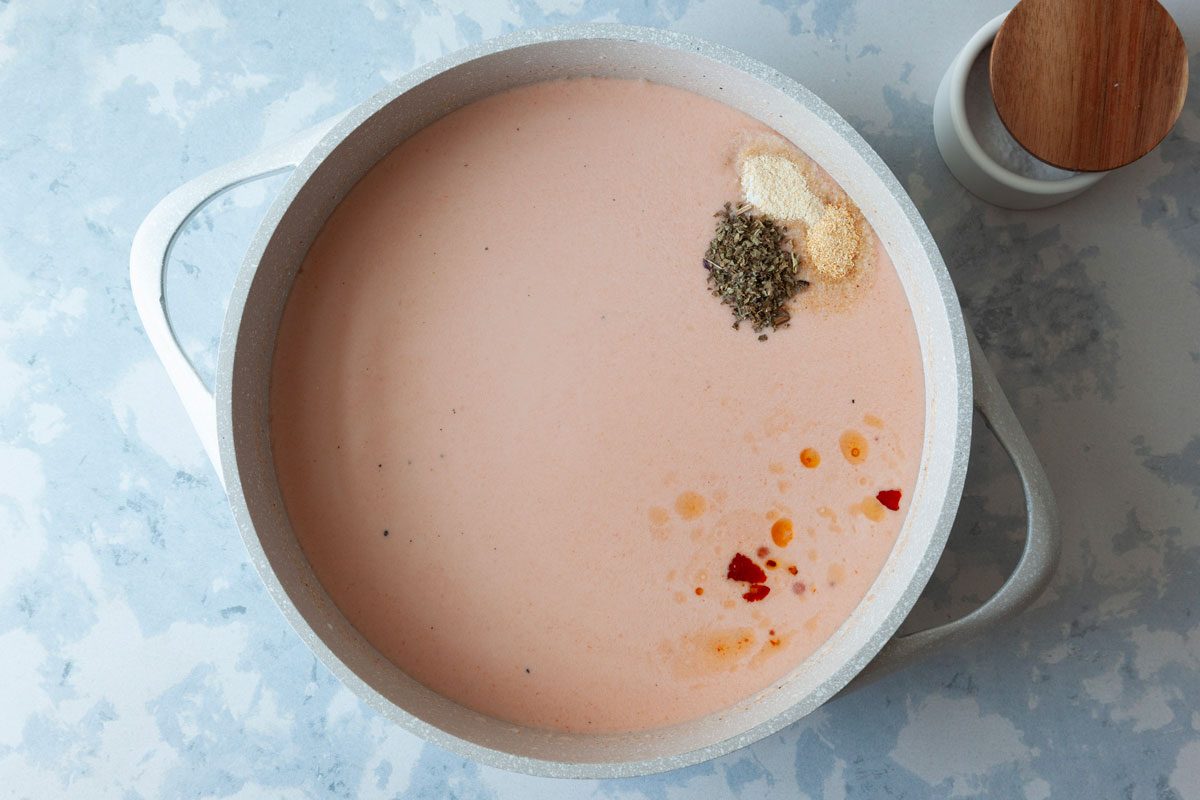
xmin=270 ymin=78 xmax=925 ymax=732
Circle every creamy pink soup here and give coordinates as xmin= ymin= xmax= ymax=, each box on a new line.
xmin=270 ymin=78 xmax=924 ymax=733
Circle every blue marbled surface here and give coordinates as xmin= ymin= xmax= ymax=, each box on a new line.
xmin=2 ymin=1 xmax=1199 ymax=797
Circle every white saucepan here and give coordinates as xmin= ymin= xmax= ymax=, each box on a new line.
xmin=130 ymin=25 xmax=1059 ymax=778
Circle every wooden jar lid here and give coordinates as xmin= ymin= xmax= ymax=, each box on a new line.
xmin=989 ymin=0 xmax=1188 ymax=172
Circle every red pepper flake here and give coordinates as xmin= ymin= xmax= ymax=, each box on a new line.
xmin=765 ymin=559 xmax=778 ymax=569
xmin=727 ymin=553 xmax=767 ymax=584
xmin=787 ymin=565 xmax=798 ymax=575
xmin=742 ymin=584 xmax=770 ymax=602
xmin=694 ymin=587 xmax=704 ymax=596
xmin=876 ymin=489 xmax=902 ymax=511
xmin=756 ymin=546 xmax=770 ymax=558
xmin=792 ymin=581 xmax=807 ymax=595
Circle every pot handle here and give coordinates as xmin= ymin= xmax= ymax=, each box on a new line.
xmin=843 ymin=329 xmax=1060 ymax=691
xmin=129 ymin=116 xmax=343 ymax=485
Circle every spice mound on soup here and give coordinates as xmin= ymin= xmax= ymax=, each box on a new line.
xmin=269 ymin=77 xmax=923 ymax=733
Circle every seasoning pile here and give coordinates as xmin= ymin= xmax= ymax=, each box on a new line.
xmin=702 ymin=140 xmax=869 ymax=338
xmin=704 ymin=204 xmax=805 ymax=338
xmin=739 ymin=149 xmax=866 ymax=281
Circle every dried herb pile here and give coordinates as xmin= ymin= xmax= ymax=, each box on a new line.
xmin=703 ymin=204 xmax=807 ymax=337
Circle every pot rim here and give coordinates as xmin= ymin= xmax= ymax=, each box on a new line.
xmin=215 ymin=23 xmax=972 ymax=778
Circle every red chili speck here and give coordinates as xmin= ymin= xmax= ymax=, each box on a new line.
xmin=742 ymin=584 xmax=770 ymax=602
xmin=876 ymin=489 xmax=902 ymax=511
xmin=727 ymin=553 xmax=767 ymax=584
xmin=756 ymin=546 xmax=770 ymax=558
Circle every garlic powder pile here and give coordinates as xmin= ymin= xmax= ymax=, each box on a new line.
xmin=739 ymin=153 xmax=824 ymax=225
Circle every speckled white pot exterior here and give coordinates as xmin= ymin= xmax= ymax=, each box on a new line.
xmin=214 ymin=25 xmax=973 ymax=778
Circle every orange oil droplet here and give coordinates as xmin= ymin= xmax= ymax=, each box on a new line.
xmin=768 ymin=462 xmax=786 ymax=475
xmin=694 ymin=586 xmax=704 ymax=596
xmin=853 ymin=496 xmax=886 ymax=522
xmin=799 ymin=447 xmax=821 ymax=468
xmin=675 ymin=491 xmax=707 ymax=520
xmin=816 ymin=506 xmax=842 ymax=533
xmin=840 ymin=431 xmax=869 ymax=464
xmin=648 ymin=506 xmax=670 ymax=526
xmin=864 ymin=413 xmax=884 ymax=428
xmin=770 ymin=517 xmax=795 ymax=547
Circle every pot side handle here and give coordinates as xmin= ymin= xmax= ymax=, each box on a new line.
xmin=844 ymin=329 xmax=1061 ymax=690
xmin=129 ymin=116 xmax=342 ymax=485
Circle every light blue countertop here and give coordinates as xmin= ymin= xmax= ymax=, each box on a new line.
xmin=2 ymin=1 xmax=1199 ymax=797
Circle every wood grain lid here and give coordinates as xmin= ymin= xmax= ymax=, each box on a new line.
xmin=990 ymin=0 xmax=1188 ymax=172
